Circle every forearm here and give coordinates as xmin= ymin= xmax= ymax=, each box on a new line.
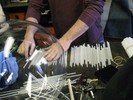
xmin=24 ymin=17 xmax=39 ymax=40
xmin=58 ymin=19 xmax=89 ymax=51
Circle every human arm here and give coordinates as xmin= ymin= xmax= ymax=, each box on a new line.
xmin=44 ymin=19 xmax=89 ymax=61
xmin=17 ymin=0 xmax=45 ymax=58
xmin=17 ymin=17 xmax=38 ymax=58
xmin=44 ymin=0 xmax=105 ymax=61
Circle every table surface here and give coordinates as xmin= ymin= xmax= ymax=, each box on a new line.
xmin=0 ymin=20 xmax=129 ymax=100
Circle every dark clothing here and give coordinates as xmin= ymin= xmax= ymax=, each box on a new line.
xmin=26 ymin=0 xmax=104 ymax=44
xmin=101 ymin=56 xmax=133 ymax=100
xmin=103 ymin=0 xmax=133 ymax=39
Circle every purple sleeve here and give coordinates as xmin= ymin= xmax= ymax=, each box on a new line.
xmin=79 ymin=0 xmax=104 ymax=27
xmin=26 ymin=0 xmax=46 ymax=22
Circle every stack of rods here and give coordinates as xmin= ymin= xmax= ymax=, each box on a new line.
xmin=69 ymin=41 xmax=113 ymax=69
xmin=0 ymin=72 xmax=81 ymax=100
xmin=49 ymin=41 xmax=113 ymax=70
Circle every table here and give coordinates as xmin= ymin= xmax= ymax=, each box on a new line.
xmin=0 ymin=20 xmax=129 ymax=100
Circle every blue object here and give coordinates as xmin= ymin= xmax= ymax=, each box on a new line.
xmin=0 ymin=51 xmax=18 ymax=89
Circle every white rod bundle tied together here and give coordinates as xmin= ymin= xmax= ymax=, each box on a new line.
xmin=4 ymin=37 xmax=15 ymax=58
xmin=121 ymin=37 xmax=133 ymax=58
xmin=69 ymin=42 xmax=113 ymax=70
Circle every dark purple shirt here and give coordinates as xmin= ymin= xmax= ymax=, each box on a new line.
xmin=26 ymin=0 xmax=105 ymax=44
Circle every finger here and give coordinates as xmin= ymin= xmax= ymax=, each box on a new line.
xmin=44 ymin=47 xmax=53 ymax=57
xmin=53 ymin=53 xmax=61 ymax=61
xmin=46 ymin=52 xmax=57 ymax=61
xmin=29 ymin=44 xmax=35 ymax=56
xmin=24 ymin=43 xmax=30 ymax=58
xmin=17 ymin=44 xmax=24 ymax=55
xmin=45 ymin=49 xmax=57 ymax=61
xmin=17 ymin=44 xmax=21 ymax=52
xmin=17 ymin=46 xmax=21 ymax=53
xmin=21 ymin=44 xmax=24 ymax=54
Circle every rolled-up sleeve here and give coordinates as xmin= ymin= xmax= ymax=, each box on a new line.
xmin=79 ymin=0 xmax=104 ymax=27
xmin=26 ymin=0 xmax=46 ymax=22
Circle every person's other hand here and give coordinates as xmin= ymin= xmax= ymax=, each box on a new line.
xmin=17 ymin=38 xmax=36 ymax=58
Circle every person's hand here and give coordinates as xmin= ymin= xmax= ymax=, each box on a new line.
xmin=44 ymin=40 xmax=70 ymax=61
xmin=44 ymin=42 xmax=64 ymax=61
xmin=17 ymin=38 xmax=36 ymax=58
xmin=17 ymin=17 xmax=38 ymax=58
